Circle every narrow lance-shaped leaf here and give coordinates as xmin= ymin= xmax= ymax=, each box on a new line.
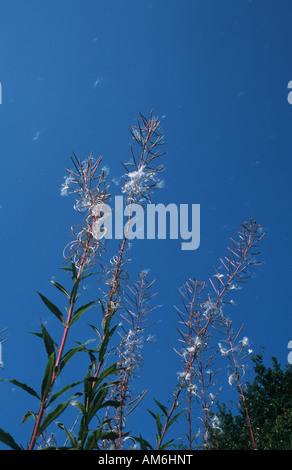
xmin=159 ymin=439 xmax=175 ymax=450
xmin=57 ymin=340 xmax=95 ymax=376
xmin=70 ymin=276 xmax=81 ymax=304
xmin=134 ymin=434 xmax=153 ymax=450
xmin=40 ymin=322 xmax=55 ymax=357
xmin=50 ymin=279 xmax=70 ymax=298
xmin=147 ymin=409 xmax=157 ymax=420
xmin=167 ymin=409 xmax=184 ymax=430
xmin=56 ymin=422 xmax=78 ymax=448
xmin=0 ymin=427 xmax=22 ymax=450
xmin=156 ymin=412 xmax=163 ymax=437
xmin=30 ymin=330 xmax=58 ymax=351
xmin=48 ymin=381 xmax=83 ymax=406
xmin=84 ymin=429 xmax=102 ymax=450
xmin=37 ymin=291 xmax=65 ymax=325
xmin=0 ymin=379 xmax=40 ymax=400
xmin=87 ymin=323 xmax=102 ymax=341
xmin=77 ymin=405 xmax=89 ymax=448
xmin=87 ymin=385 xmax=109 ymax=423
xmin=85 ymin=430 xmax=119 ymax=451
xmin=71 ymin=260 xmax=78 ymax=280
xmin=69 ymin=301 xmax=96 ymax=326
xmin=22 ymin=410 xmax=38 ymax=424
xmin=99 ymin=362 xmax=120 ymax=381
xmin=41 ymin=351 xmax=56 ymax=400
xmin=98 ymin=323 xmax=119 ymax=366
xmin=38 ymin=398 xmax=73 ymax=437
xmin=85 ymin=363 xmax=120 ymax=392
xmin=83 ymin=371 xmax=94 ymax=408
xmin=153 ymin=398 xmax=168 ymax=417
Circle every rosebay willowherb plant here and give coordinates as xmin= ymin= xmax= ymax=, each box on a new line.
xmin=0 ymin=112 xmax=264 ymax=450
xmin=134 ymin=218 xmax=264 ymax=451
xmin=170 ymin=219 xmax=264 ymax=450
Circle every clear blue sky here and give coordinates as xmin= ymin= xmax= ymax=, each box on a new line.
xmin=0 ymin=0 xmax=291 ymax=449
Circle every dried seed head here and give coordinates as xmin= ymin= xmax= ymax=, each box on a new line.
xmin=61 ymin=153 xmax=111 ymax=268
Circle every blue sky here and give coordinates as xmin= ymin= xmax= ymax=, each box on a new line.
xmin=0 ymin=0 xmax=292 ymax=449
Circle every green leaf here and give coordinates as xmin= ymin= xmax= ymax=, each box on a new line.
xmin=22 ymin=410 xmax=37 ymax=423
xmin=87 ymin=385 xmax=109 ymax=422
xmin=159 ymin=439 xmax=175 ymax=450
xmin=83 ymin=425 xmax=117 ymax=451
xmin=58 ymin=340 xmax=94 ymax=375
xmin=167 ymin=410 xmax=184 ymax=430
xmin=101 ymin=430 xmax=119 ymax=440
xmin=156 ymin=412 xmax=163 ymax=436
xmin=86 ymin=362 xmax=119 ymax=393
xmin=77 ymin=409 xmax=88 ymax=447
xmin=29 ymin=331 xmax=43 ymax=339
xmin=41 ymin=351 xmax=56 ymax=400
xmin=75 ymin=401 xmax=86 ymax=416
xmin=83 ymin=371 xmax=94 ymax=405
xmin=0 ymin=427 xmax=22 ymax=450
xmin=71 ymin=260 xmax=78 ymax=280
xmin=99 ymin=363 xmax=119 ymax=381
xmin=99 ymin=399 xmax=121 ymax=410
xmin=99 ymin=323 xmax=119 ymax=365
xmin=38 ymin=399 xmax=72 ymax=437
xmin=56 ymin=422 xmax=77 ymax=448
xmin=41 ymin=322 xmax=55 ymax=357
xmin=153 ymin=398 xmax=168 ymax=417
xmin=87 ymin=323 xmax=102 ymax=341
xmin=48 ymin=381 xmax=82 ymax=406
xmin=59 ymin=259 xmax=78 ymax=279
xmin=134 ymin=434 xmax=153 ymax=450
xmin=59 ymin=265 xmax=74 ymax=277
xmin=147 ymin=409 xmax=157 ymax=420
xmin=84 ymin=429 xmax=102 ymax=450
xmin=70 ymin=301 xmax=96 ymax=326
xmin=81 ymin=271 xmax=97 ymax=280
xmin=70 ymin=277 xmax=81 ymax=304
xmin=97 ymin=298 xmax=106 ymax=316
xmin=30 ymin=330 xmax=58 ymax=351
xmin=0 ymin=379 xmax=40 ymax=400
xmin=37 ymin=292 xmax=65 ymax=325
xmin=50 ymin=280 xmax=70 ymax=298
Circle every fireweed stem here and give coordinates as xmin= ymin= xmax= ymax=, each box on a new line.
xmin=115 ymin=274 xmax=146 ymax=449
xmin=156 ymin=223 xmax=260 ymax=450
xmin=28 ymin=215 xmax=99 ymax=450
xmin=93 ymin=127 xmax=153 ymax=380
xmin=225 ymin=322 xmax=257 ymax=450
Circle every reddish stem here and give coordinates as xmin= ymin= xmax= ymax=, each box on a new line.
xmin=28 ymin=219 xmax=96 ymax=450
xmin=226 ymin=324 xmax=257 ymax=450
xmin=157 ymin=222 xmax=260 ymax=450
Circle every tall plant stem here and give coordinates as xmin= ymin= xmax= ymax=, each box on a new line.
xmin=93 ymin=127 xmax=153 ymax=379
xmin=28 ymin=219 xmax=97 ymax=450
xmin=225 ymin=323 xmax=257 ymax=450
xmin=157 ymin=222 xmax=261 ymax=450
